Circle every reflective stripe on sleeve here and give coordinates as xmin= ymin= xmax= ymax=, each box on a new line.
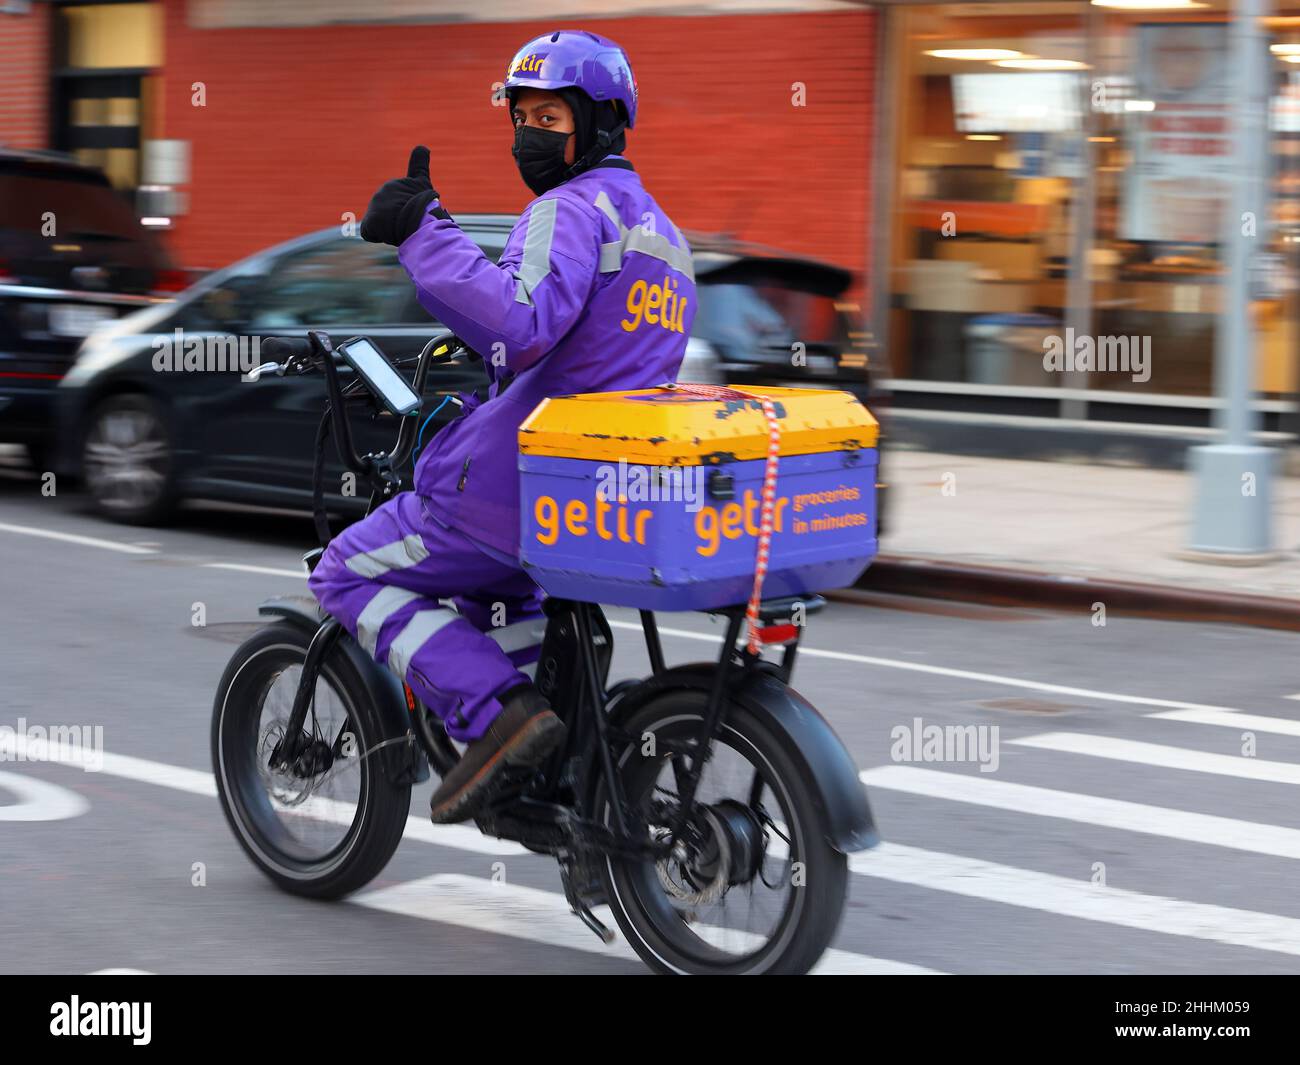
xmin=513 ymin=198 xmax=559 ymax=306
xmin=593 ymin=190 xmax=694 ymax=281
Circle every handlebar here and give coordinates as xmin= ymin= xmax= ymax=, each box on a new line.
xmin=261 ymin=336 xmax=314 ymax=363
xmin=255 ymin=328 xmax=468 ymax=478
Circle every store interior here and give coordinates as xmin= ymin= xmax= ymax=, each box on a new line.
xmin=888 ymin=0 xmax=1300 ymax=404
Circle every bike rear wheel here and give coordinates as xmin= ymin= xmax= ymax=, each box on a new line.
xmin=212 ymin=621 xmax=410 ymax=899
xmin=597 ymin=689 xmax=848 ymax=975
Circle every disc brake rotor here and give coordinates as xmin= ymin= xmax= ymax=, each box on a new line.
xmin=655 ymin=806 xmax=732 ymax=907
xmin=257 ymin=720 xmax=314 ymax=807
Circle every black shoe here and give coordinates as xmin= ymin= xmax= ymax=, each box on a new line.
xmin=428 ymin=684 xmax=565 ymax=825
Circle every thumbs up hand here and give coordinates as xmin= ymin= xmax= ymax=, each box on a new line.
xmin=359 ymin=145 xmax=451 ymax=246
xmin=405 ymin=145 xmax=431 ymax=186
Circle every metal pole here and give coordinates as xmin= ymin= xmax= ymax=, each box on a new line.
xmin=1187 ymin=0 xmax=1278 ymax=556
xmin=1061 ymin=2 xmax=1102 ymax=420
xmin=1217 ymin=0 xmax=1266 ymax=447
xmin=867 ymin=6 xmax=900 ymax=386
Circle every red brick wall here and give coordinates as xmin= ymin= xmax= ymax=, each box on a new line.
xmin=158 ymin=4 xmax=875 ymax=289
xmin=0 ymin=4 xmax=51 ymax=150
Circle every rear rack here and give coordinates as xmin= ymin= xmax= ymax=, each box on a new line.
xmin=638 ymin=593 xmax=824 ymax=685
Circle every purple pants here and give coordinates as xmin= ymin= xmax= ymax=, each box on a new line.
xmin=307 ymin=492 xmax=544 ymax=742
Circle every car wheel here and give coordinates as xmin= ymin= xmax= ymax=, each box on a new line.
xmin=83 ymin=393 xmax=177 ymax=524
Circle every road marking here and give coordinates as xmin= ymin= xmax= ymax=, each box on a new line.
xmin=3 ymin=733 xmax=929 ymax=970
xmin=0 ymin=731 xmax=527 ymax=857
xmin=1150 ymin=708 xmax=1300 ymax=737
xmin=0 ymin=518 xmax=1244 ymax=718
xmin=192 ymin=566 xmax=1232 ymax=716
xmin=2 ymin=731 xmax=216 ymax=796
xmin=15 ymin=732 xmax=1300 ymax=961
xmin=1285 ymin=694 xmax=1300 ymax=702
xmin=859 ymin=765 xmax=1300 ymax=860
xmin=352 ymin=873 xmax=941 ymax=975
xmin=853 ymin=843 xmax=1300 ymax=958
xmin=203 ymin=562 xmax=307 ymax=579
xmin=0 ymin=770 xmax=90 ymax=821
xmin=284 ymin=793 xmax=526 ymax=857
xmin=608 ymin=620 xmax=1243 ymax=715
xmin=1010 ymin=733 xmax=1300 ymax=785
xmin=0 ymin=521 xmax=156 ymax=555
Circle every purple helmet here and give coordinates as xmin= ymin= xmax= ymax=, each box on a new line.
xmin=502 ymin=29 xmax=638 ymax=128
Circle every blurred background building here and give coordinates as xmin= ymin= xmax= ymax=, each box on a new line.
xmin=2 ymin=0 xmax=1299 ymax=454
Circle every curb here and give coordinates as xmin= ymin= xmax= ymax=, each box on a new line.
xmin=854 ymin=554 xmax=1300 ymax=633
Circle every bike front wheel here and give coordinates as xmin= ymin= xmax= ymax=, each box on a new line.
xmin=211 ymin=620 xmax=410 ymax=899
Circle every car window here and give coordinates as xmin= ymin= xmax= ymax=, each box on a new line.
xmin=248 ymin=238 xmax=411 ymax=329
xmin=0 ymin=169 xmax=142 ymax=241
xmin=694 ymin=280 xmax=847 ymax=350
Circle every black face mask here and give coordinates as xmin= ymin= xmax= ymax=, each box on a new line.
xmin=512 ymin=125 xmax=573 ymax=196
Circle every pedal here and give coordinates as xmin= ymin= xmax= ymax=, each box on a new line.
xmin=560 ymin=860 xmax=614 ymax=944
xmin=557 ymin=847 xmax=608 ymax=907
xmin=486 ymin=793 xmax=572 ymax=823
xmin=475 ymin=795 xmax=572 ymax=853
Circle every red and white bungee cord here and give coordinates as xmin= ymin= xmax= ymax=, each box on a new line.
xmin=667 ymin=383 xmax=783 ymax=655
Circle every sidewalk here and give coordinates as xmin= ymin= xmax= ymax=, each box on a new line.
xmin=870 ymin=448 xmax=1300 ymax=613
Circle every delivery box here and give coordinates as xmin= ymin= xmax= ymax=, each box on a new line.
xmin=518 ymin=385 xmax=879 ymax=611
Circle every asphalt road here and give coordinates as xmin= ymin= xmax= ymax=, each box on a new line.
xmin=4 ymin=459 xmax=1300 ymax=975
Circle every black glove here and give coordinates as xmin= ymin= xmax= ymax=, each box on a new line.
xmin=359 ymin=146 xmax=451 ymax=246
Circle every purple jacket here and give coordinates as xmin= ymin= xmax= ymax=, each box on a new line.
xmin=397 ymin=163 xmax=696 ymax=557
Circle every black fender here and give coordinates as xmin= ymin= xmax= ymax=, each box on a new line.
xmin=605 ymin=663 xmax=878 ymax=854
xmin=258 ymin=595 xmax=430 ymax=786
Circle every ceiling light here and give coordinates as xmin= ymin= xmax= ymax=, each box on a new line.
xmin=924 ymin=48 xmax=1027 ymax=61
xmin=1090 ymin=0 xmax=1207 ymax=8
xmin=993 ymin=58 xmax=1090 ymax=70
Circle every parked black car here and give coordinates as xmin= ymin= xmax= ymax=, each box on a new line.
xmin=56 ymin=217 xmax=881 ymax=524
xmin=1 ymin=149 xmax=182 ymax=471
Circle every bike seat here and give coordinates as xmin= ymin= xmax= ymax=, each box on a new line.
xmin=701 ymin=594 xmax=825 ymax=624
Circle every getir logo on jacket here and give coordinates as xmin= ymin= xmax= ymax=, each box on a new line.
xmin=621 ymin=274 xmax=689 ymax=334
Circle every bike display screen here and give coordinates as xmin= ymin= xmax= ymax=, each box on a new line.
xmin=337 ymin=336 xmax=421 ymax=416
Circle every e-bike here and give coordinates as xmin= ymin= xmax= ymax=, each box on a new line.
xmin=211 ymin=329 xmax=878 ymax=975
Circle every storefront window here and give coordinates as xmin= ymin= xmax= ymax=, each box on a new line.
xmin=888 ymin=2 xmax=1299 ymax=407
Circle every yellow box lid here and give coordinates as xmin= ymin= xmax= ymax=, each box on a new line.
xmin=519 ymin=385 xmax=878 ymax=465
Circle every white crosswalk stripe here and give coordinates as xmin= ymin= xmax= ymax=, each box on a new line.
xmin=351 ymin=874 xmax=942 ymax=974
xmin=850 ymin=843 xmax=1300 ymax=957
xmin=1150 ymin=708 xmax=1300 ymax=737
xmin=1010 ymin=732 xmax=1300 ymax=785
xmin=859 ymin=764 xmax=1300 ymax=860
xmin=845 ymin=715 xmax=1300 ymax=959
